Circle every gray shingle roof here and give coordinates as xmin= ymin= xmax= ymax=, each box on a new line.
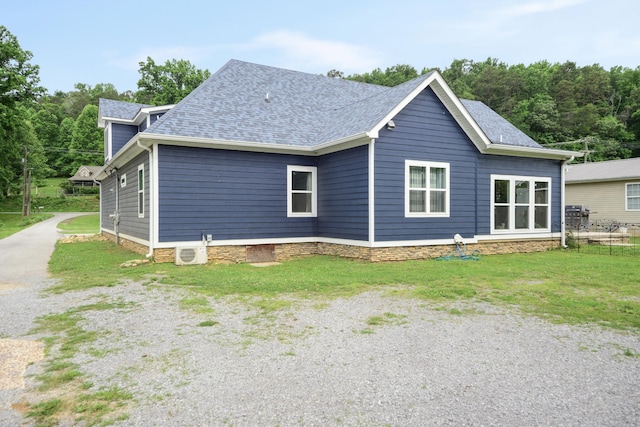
xmin=104 ymin=59 xmax=545 ymax=152
xmin=146 ymin=60 xmax=405 ymax=146
xmin=565 ymin=157 xmax=640 ymax=183
xmin=460 ymin=99 xmax=542 ymax=149
xmin=99 ymin=98 xmax=151 ymax=121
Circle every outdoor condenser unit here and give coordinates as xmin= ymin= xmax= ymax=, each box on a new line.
xmin=175 ymin=246 xmax=208 ymax=266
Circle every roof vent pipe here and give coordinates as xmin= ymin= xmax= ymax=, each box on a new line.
xmin=265 ymin=92 xmax=270 ymax=103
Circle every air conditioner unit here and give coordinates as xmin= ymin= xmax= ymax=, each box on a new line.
xmin=175 ymin=246 xmax=208 ymax=266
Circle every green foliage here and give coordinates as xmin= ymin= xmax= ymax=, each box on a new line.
xmin=134 ymin=57 xmax=211 ymax=105
xmin=69 ymin=104 xmax=103 ymax=171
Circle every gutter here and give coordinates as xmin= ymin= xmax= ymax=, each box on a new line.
xmin=560 ymin=156 xmax=575 ymax=248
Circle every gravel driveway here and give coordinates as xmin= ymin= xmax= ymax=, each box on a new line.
xmin=1 ymin=216 xmax=639 ymax=426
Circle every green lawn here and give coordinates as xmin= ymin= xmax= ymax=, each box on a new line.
xmin=0 ymin=213 xmax=53 ymax=239
xmin=48 ymin=241 xmax=640 ymax=331
xmin=57 ymin=214 xmax=100 ymax=234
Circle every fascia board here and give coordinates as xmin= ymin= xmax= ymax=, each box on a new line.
xmin=96 ymin=130 xmax=376 ymax=182
xmin=369 ymin=72 xmax=440 ymax=137
xmin=94 ymin=135 xmax=145 ymax=181
xmin=428 ymin=74 xmax=492 ymax=152
xmin=483 ymin=144 xmax=583 ymax=160
xmin=132 ymin=105 xmax=175 ymax=124
xmin=139 ymin=133 xmax=315 ymax=156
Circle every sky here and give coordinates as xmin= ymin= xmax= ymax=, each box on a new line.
xmin=4 ymin=0 xmax=640 ymax=94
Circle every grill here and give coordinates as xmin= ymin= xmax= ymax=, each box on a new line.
xmin=565 ymin=205 xmax=589 ymax=230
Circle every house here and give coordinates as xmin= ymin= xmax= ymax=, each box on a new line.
xmin=565 ymin=157 xmax=640 ymax=227
xmin=68 ymin=165 xmax=102 ymax=187
xmin=95 ymin=59 xmax=580 ymax=264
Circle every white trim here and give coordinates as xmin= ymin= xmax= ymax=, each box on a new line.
xmin=475 ymin=233 xmax=561 ymax=242
xmin=105 ymin=123 xmax=112 ymax=161
xmin=137 ymin=164 xmax=144 ymax=218
xmin=154 ymin=236 xmax=370 ymax=249
xmin=368 ymin=139 xmax=376 ymax=245
xmin=287 ymin=165 xmax=317 ymax=217
xmin=101 ymin=229 xmax=150 ymax=247
xmin=405 ymin=160 xmax=450 ymax=217
xmin=490 ymin=175 xmax=551 ymax=233
xmin=119 ymin=232 xmax=560 ymax=251
xmin=152 ymin=144 xmax=160 ymax=247
xmin=626 ymin=182 xmax=640 ymax=211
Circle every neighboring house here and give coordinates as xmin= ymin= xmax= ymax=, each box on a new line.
xmin=69 ymin=165 xmax=102 ymax=187
xmin=565 ymin=157 xmax=640 ymax=225
xmin=95 ymin=59 xmax=580 ymax=264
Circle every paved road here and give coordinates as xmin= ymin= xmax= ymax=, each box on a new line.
xmin=0 ymin=213 xmax=87 ymax=286
xmin=1 ymin=213 xmax=92 ymax=425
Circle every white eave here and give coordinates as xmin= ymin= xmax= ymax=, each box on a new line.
xmin=98 ymin=104 xmax=175 ymax=128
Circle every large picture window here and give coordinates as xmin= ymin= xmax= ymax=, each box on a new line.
xmin=626 ymin=183 xmax=640 ymax=211
xmin=405 ymin=160 xmax=450 ymax=217
xmin=492 ymin=175 xmax=550 ymax=232
xmin=287 ymin=165 xmax=317 ymax=217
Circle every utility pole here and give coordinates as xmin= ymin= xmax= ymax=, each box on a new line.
xmin=22 ymin=146 xmax=29 ymax=219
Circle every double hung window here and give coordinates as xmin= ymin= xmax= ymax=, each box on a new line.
xmin=492 ymin=175 xmax=550 ymax=232
xmin=626 ymin=183 xmax=640 ymax=211
xmin=405 ymin=160 xmax=450 ymax=217
xmin=287 ymin=165 xmax=317 ymax=217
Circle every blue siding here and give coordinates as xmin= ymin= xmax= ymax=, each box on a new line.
xmin=112 ymin=123 xmax=137 ymax=157
xmin=476 ymin=155 xmax=563 ymax=234
xmin=318 ymin=145 xmax=369 ymax=241
xmin=374 ymin=87 xmax=479 ymax=241
xmin=99 ymin=153 xmax=150 ymax=240
xmin=100 ymin=174 xmax=116 ymax=231
xmin=157 ymin=145 xmax=317 ymax=242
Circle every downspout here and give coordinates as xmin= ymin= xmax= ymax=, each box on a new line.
xmin=137 ymin=140 xmax=154 ymax=258
xmin=114 ymin=170 xmax=119 ymax=246
xmin=368 ymin=138 xmax=376 ymax=246
xmin=560 ymin=156 xmax=575 ymax=248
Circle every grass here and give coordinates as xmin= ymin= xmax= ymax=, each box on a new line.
xmin=34 ymin=240 xmax=640 ymax=424
xmin=47 ymin=240 xmax=640 ymax=331
xmin=28 ymin=300 xmax=134 ymax=426
xmin=0 ymin=213 xmax=54 ymax=239
xmin=56 ymin=214 xmax=100 ymax=234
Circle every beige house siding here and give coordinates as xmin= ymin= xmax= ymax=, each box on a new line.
xmin=566 ymin=181 xmax=640 ymax=224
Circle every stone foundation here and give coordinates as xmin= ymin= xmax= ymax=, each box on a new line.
xmin=102 ymin=232 xmax=559 ymax=264
xmin=101 ymin=232 xmax=149 ymax=256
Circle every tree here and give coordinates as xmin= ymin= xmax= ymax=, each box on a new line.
xmin=69 ymin=105 xmax=103 ymax=172
xmin=135 ymin=57 xmax=211 ymax=105
xmin=28 ymin=106 xmax=60 ymax=173
xmin=56 ymin=117 xmax=76 ymax=176
xmin=346 ymin=64 xmax=420 ymax=87
xmin=0 ymin=26 xmax=45 ymax=197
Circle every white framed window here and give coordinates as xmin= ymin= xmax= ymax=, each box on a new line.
xmin=137 ymin=164 xmax=144 ymax=218
xmin=120 ymin=173 xmax=127 ymax=188
xmin=627 ymin=183 xmax=640 ymax=211
xmin=491 ymin=175 xmax=551 ymax=232
xmin=405 ymin=160 xmax=450 ymax=217
xmin=287 ymin=165 xmax=317 ymax=217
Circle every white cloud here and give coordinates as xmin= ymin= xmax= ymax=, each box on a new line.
xmin=245 ymin=30 xmax=382 ymax=73
xmin=497 ymin=0 xmax=589 ymax=18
